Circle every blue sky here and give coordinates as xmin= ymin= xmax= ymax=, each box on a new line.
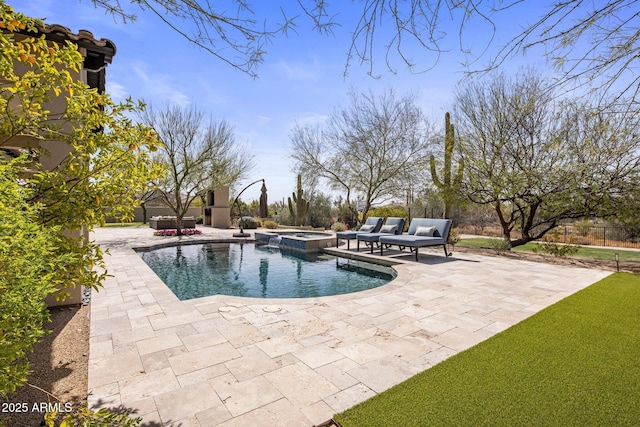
xmin=16 ymin=0 xmax=552 ymax=203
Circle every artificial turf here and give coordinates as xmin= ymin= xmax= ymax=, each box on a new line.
xmin=334 ymin=273 xmax=640 ymax=426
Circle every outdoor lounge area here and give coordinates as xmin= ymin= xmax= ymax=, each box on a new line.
xmin=357 ymin=217 xmax=407 ymax=253
xmin=335 ymin=216 xmax=384 ymax=250
xmin=379 ymin=218 xmax=453 ymax=260
xmin=149 ymin=215 xmax=197 ymax=230
xmin=87 ymin=225 xmax=610 ymax=426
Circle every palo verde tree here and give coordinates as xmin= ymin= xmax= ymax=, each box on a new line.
xmin=290 ymin=89 xmax=432 ymax=224
xmin=1 ymin=2 xmax=158 ymax=424
xmin=140 ymin=104 xmax=254 ymax=235
xmin=455 ymin=68 xmax=640 ymax=247
xmin=430 ymin=112 xmax=463 ymax=219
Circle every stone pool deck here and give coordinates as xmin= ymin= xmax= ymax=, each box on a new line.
xmin=88 ymin=226 xmax=610 ymax=426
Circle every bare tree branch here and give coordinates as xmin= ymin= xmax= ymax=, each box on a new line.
xmin=290 ymin=89 xmax=432 ymax=223
xmin=140 ymin=103 xmax=254 ymax=234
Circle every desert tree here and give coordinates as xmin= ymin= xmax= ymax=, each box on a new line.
xmin=455 ymin=68 xmax=640 ymax=247
xmin=290 ymin=89 xmax=432 ymax=224
xmin=140 ymin=104 xmax=254 ymax=235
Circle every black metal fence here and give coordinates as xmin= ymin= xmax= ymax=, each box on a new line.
xmin=553 ymin=224 xmax=640 ymax=249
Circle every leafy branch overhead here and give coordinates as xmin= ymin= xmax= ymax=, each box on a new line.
xmin=87 ymin=1 xmax=639 ymax=105
xmin=90 ymin=0 xmax=335 ymax=78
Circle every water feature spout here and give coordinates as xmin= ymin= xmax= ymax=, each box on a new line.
xmin=268 ymin=236 xmax=282 ymax=248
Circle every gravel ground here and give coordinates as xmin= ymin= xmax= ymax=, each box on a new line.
xmin=0 ymin=304 xmax=89 ymax=427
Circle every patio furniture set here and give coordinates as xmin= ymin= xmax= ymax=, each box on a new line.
xmin=336 ymin=216 xmax=453 ymax=261
xmin=149 ymin=216 xmax=197 ymax=230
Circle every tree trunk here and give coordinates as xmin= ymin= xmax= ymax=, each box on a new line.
xmin=495 ymin=202 xmax=512 ymax=241
xmin=176 ymin=213 xmax=183 ymax=236
xmin=141 ymin=202 xmax=148 ymax=224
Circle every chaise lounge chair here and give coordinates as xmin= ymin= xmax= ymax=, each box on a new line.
xmin=356 ymin=217 xmax=407 ymax=253
xmin=379 ymin=218 xmax=453 ymax=261
xmin=335 ymin=216 xmax=383 ymax=250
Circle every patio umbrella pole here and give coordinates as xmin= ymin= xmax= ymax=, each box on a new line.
xmin=231 ymin=178 xmax=265 ymax=238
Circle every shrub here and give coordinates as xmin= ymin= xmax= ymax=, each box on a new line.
xmin=368 ymin=206 xmax=408 ymax=220
xmin=331 ymin=221 xmax=347 ymax=232
xmin=574 ymin=220 xmax=592 ymax=237
xmin=263 ymin=220 xmax=279 ymax=229
xmin=0 ymin=162 xmax=58 ymax=398
xmin=491 ymin=237 xmax=512 ymax=254
xmin=239 ymin=216 xmax=259 ymax=229
xmin=367 ymin=206 xmax=409 ymax=230
xmin=533 ymin=229 xmax=580 ymax=257
xmin=448 ymin=228 xmax=460 ymax=249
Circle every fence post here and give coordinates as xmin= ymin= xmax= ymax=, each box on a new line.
xmin=564 ymin=225 xmax=567 ymax=243
xmin=603 ymin=227 xmax=606 ymax=247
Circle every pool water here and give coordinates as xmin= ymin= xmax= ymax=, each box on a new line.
xmin=137 ymin=243 xmax=396 ymax=300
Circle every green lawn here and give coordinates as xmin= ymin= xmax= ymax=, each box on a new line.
xmin=334 ymin=273 xmax=640 ymax=426
xmin=100 ymin=222 xmax=145 ymax=227
xmin=459 ymin=237 xmax=640 ymax=262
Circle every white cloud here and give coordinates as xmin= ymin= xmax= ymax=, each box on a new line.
xmin=293 ymin=112 xmax=330 ymax=127
xmin=256 ymin=115 xmax=271 ymax=126
xmin=132 ymin=63 xmax=191 ymax=107
xmin=273 ymin=59 xmax=319 ymax=81
xmin=105 ymin=81 xmax=129 ymax=102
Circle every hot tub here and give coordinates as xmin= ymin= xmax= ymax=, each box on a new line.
xmin=254 ymin=230 xmax=336 ymax=252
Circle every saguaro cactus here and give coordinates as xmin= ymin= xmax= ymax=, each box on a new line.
xmin=430 ymin=112 xmax=464 ymax=219
xmin=288 ymin=174 xmax=310 ymax=226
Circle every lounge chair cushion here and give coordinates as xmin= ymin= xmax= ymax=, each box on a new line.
xmin=380 ymin=235 xmax=446 ymax=246
xmin=415 ymin=226 xmax=437 ymax=237
xmin=380 ymin=225 xmax=397 ymax=234
xmin=359 ymin=224 xmax=375 ymax=232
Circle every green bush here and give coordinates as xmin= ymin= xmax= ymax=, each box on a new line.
xmin=490 ymin=237 xmax=512 ymax=254
xmin=368 ymin=206 xmax=408 ymax=220
xmin=331 ymin=221 xmax=347 ymax=232
xmin=574 ymin=220 xmax=592 ymax=237
xmin=0 ymin=162 xmax=60 ymax=398
xmin=533 ymin=229 xmax=580 ymax=257
xmin=263 ymin=220 xmax=279 ymax=229
xmin=367 ymin=206 xmax=409 ymax=230
xmin=238 ymin=216 xmax=259 ymax=229
xmin=448 ymin=228 xmax=460 ymax=248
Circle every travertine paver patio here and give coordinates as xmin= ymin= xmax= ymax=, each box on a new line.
xmin=88 ymin=226 xmax=610 ymax=426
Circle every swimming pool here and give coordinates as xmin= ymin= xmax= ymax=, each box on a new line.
xmin=137 ymin=242 xmax=396 ymax=300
